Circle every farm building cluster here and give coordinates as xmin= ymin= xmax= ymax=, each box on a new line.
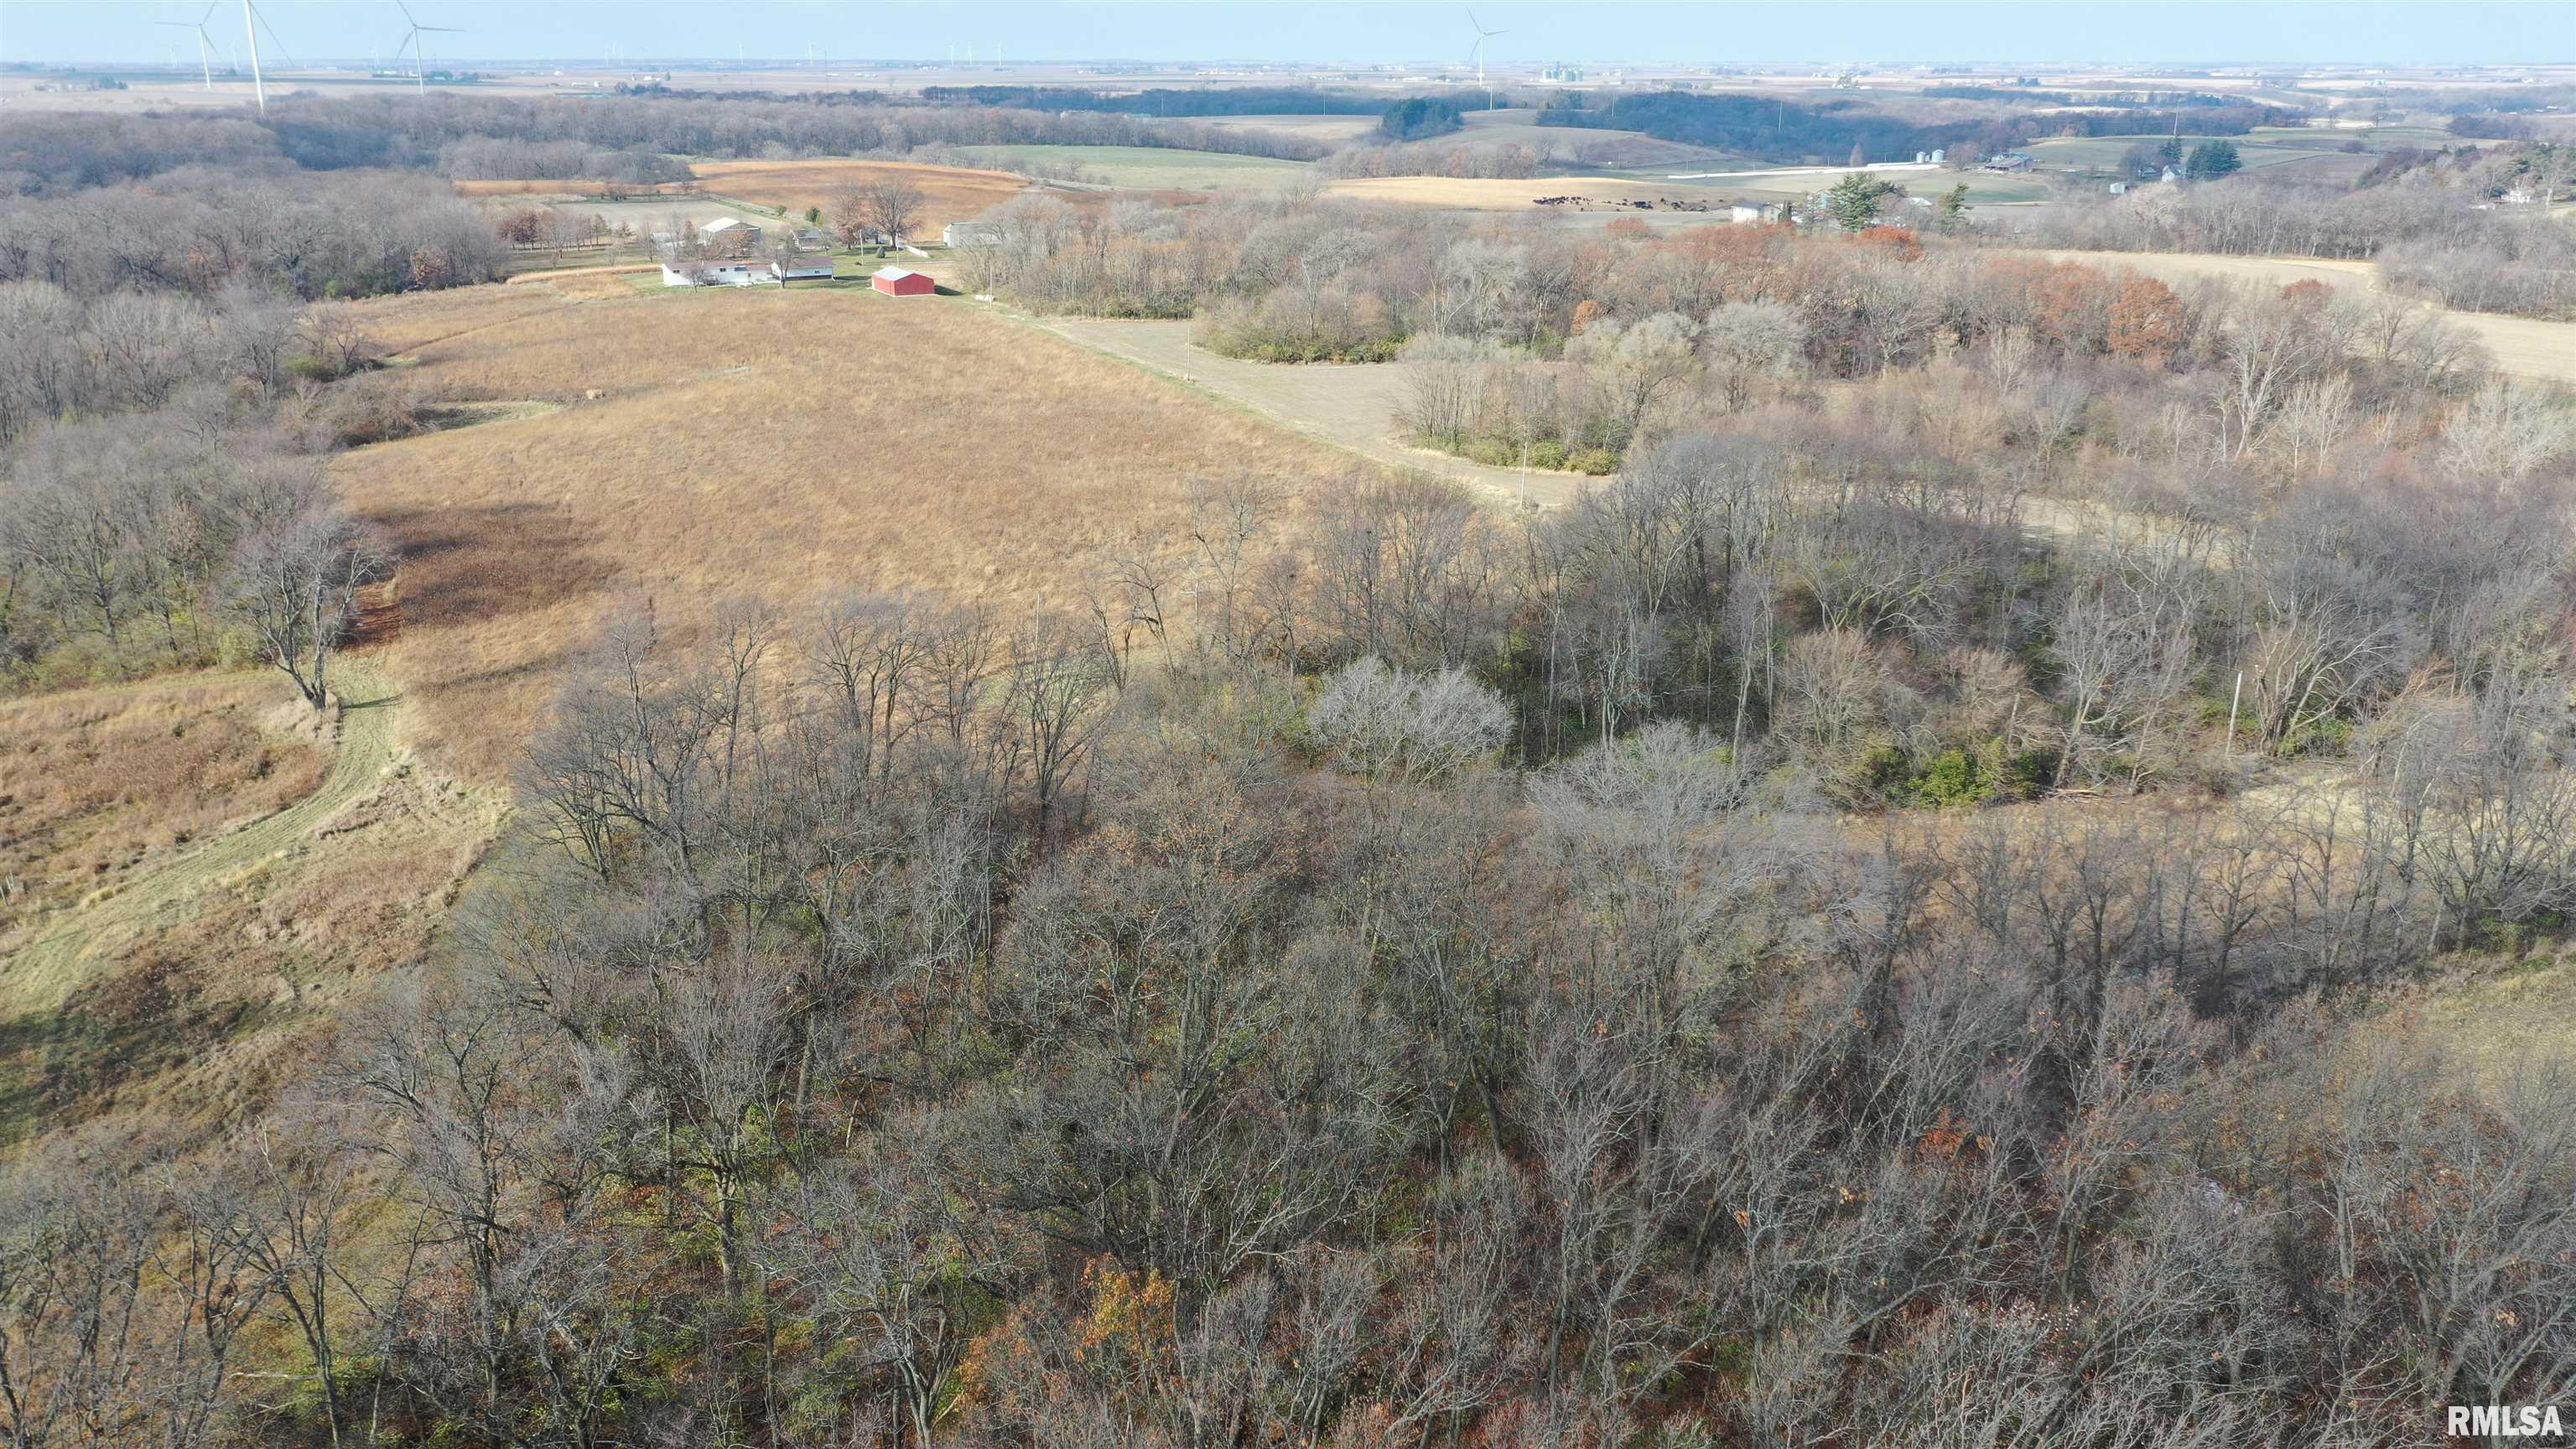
xmin=660 ymin=257 xmax=837 ymax=287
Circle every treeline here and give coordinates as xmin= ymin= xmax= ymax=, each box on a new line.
xmin=0 ymin=166 xmax=508 ymax=302
xmin=1539 ymin=91 xmax=2012 ymax=165
xmin=1923 ymin=85 xmax=2244 ymax=106
xmin=919 ymin=83 xmax=1384 ymax=117
xmin=951 ymin=187 xmax=2496 ymax=391
xmin=0 ymin=400 xmax=387 ymax=695
xmin=434 ymin=136 xmax=688 ymax=183
xmin=0 ymin=93 xmax=1327 ymax=203
xmin=1379 ymin=96 xmax=1466 ymax=142
xmin=263 ymin=91 xmax=1330 ymax=166
xmin=0 ymin=109 xmax=283 ymax=195
xmin=1536 ymin=91 xmax=2298 ymax=166
xmin=2016 ymin=164 xmax=2576 ymax=319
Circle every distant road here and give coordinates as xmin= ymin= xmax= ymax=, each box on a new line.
xmin=2024 ymin=249 xmax=2576 ymax=384
xmin=1026 ymin=316 xmax=1586 ymax=507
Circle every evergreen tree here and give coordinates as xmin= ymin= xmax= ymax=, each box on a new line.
xmin=1824 ymin=171 xmax=1903 ymax=231
xmin=2184 ymin=139 xmax=2243 ymax=180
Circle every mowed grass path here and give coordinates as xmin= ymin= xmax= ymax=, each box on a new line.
xmin=336 ymin=282 xmax=1369 ymax=783
xmin=0 ymin=660 xmax=501 ymax=1143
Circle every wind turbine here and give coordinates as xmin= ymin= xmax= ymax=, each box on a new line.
xmin=239 ymin=0 xmax=271 ymax=110
xmin=1467 ymin=8 xmax=1507 ymax=110
xmin=390 ymin=0 xmax=462 ymax=93
xmin=158 ymin=3 xmax=216 ymax=90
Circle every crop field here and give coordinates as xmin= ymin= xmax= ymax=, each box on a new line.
xmin=1195 ymin=113 xmax=1383 ymax=144
xmin=332 ymin=280 xmax=1369 ymax=783
xmin=951 ymin=143 xmax=1317 ymax=191
xmin=687 ymin=157 xmax=1036 ymax=230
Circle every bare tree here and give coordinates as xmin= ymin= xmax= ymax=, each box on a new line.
xmin=861 ymin=179 xmax=927 ymax=255
xmin=221 ymin=487 xmax=391 ymax=709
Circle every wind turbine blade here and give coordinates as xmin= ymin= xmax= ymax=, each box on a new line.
xmin=197 ymin=0 xmax=216 ymax=21
xmin=395 ymin=0 xmax=418 ymax=26
xmin=420 ymin=24 xmax=464 ymax=31
xmin=247 ymin=3 xmax=296 ymax=65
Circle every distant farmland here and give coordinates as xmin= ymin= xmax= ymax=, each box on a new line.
xmin=687 ymin=157 xmax=1036 ymax=231
xmin=951 ymin=143 xmax=1317 ymax=191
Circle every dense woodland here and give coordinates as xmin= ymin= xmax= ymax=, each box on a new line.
xmin=1535 ymin=91 xmax=2299 ymax=166
xmin=3 ymin=89 xmax=2576 ymax=1449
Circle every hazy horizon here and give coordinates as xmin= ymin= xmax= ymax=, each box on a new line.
xmin=6 ymin=1 xmax=2570 ymax=70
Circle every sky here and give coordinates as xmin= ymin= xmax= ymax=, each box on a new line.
xmin=3 ymin=1 xmax=2569 ymax=68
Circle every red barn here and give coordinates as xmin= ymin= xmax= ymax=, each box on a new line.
xmin=871 ymin=266 xmax=935 ymax=297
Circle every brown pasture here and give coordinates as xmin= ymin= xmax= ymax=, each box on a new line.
xmin=0 ymin=667 xmax=499 ymax=1143
xmin=332 ymin=281 xmax=1368 ymax=784
xmin=686 ymin=157 xmax=1037 ymax=231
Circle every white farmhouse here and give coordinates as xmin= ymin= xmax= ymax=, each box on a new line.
xmin=662 ymin=258 xmax=763 ymax=287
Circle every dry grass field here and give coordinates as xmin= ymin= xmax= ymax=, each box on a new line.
xmin=0 ymin=666 xmax=502 ymax=1144
xmin=2407 ymin=958 xmax=2576 ymax=1087
xmin=333 ymin=280 xmax=1370 ymax=783
xmin=1197 ymin=114 xmax=1383 ymax=145
xmin=687 ymin=157 xmax=1036 ymax=231
xmin=0 ymin=675 xmax=330 ymax=923
xmin=950 ymin=144 xmax=1316 ymax=192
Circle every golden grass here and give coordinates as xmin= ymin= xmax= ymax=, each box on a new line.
xmin=361 ymin=285 xmax=579 ymax=360
xmin=2407 ymin=957 xmax=2576 ymax=1088
xmin=0 ymin=674 xmax=329 ymax=922
xmin=0 ymin=667 xmax=501 ymax=1145
xmin=505 ymin=262 xmax=662 ymax=287
xmin=688 ymin=157 xmax=1036 ymax=231
xmin=332 ymin=283 xmax=1368 ymax=784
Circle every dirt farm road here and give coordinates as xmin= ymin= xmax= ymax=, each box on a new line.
xmin=1030 ymin=315 xmax=2218 ymax=554
xmin=1028 ymin=316 xmax=1586 ymax=508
